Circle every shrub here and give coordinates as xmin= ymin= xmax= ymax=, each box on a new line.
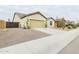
xmin=27 ymin=26 xmax=31 ymax=29
xmin=67 ymin=26 xmax=72 ymax=29
xmin=45 ymin=23 xmax=47 ymax=28
xmin=76 ymin=23 xmax=79 ymax=27
xmin=66 ymin=23 xmax=77 ymax=29
xmin=23 ymin=26 xmax=27 ymax=29
xmin=72 ymin=25 xmax=77 ymax=28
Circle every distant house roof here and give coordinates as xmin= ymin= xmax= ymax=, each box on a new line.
xmin=55 ymin=17 xmax=66 ymax=22
xmin=47 ymin=17 xmax=55 ymax=21
xmin=13 ymin=11 xmax=47 ymax=21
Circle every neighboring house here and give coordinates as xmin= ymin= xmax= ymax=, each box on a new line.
xmin=13 ymin=11 xmax=48 ymax=29
xmin=47 ymin=17 xmax=55 ymax=28
xmin=55 ymin=17 xmax=66 ymax=28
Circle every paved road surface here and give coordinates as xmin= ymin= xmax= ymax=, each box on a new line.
xmin=59 ymin=35 xmax=79 ymax=54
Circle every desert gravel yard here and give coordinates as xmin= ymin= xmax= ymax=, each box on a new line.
xmin=0 ymin=28 xmax=50 ymax=48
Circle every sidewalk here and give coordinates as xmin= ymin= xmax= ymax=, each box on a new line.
xmin=0 ymin=28 xmax=79 ymax=54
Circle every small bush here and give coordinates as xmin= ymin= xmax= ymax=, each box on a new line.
xmin=67 ymin=26 xmax=72 ymax=29
xmin=23 ymin=27 xmax=26 ymax=29
xmin=76 ymin=23 xmax=79 ymax=27
xmin=44 ymin=21 xmax=47 ymax=28
xmin=27 ymin=26 xmax=31 ymax=29
xmin=72 ymin=25 xmax=77 ymax=28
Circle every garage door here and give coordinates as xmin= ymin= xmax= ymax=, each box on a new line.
xmin=30 ymin=20 xmax=45 ymax=28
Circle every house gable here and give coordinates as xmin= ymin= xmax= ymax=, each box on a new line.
xmin=13 ymin=14 xmax=21 ymax=22
xmin=13 ymin=11 xmax=47 ymax=22
xmin=22 ymin=13 xmax=47 ymax=21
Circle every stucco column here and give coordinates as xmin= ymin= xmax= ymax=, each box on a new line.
xmin=27 ymin=19 xmax=31 ymax=29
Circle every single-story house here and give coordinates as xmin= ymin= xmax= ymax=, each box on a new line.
xmin=54 ymin=17 xmax=66 ymax=28
xmin=13 ymin=11 xmax=55 ymax=29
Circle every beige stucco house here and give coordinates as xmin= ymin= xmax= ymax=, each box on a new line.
xmin=13 ymin=11 xmax=55 ymax=29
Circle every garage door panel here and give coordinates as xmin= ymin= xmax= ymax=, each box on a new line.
xmin=30 ymin=20 xmax=45 ymax=28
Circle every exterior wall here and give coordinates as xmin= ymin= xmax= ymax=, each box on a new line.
xmin=54 ymin=21 xmax=60 ymax=28
xmin=54 ymin=21 xmax=57 ymax=28
xmin=30 ymin=20 xmax=45 ymax=28
xmin=47 ymin=19 xmax=55 ymax=28
xmin=19 ymin=18 xmax=27 ymax=28
xmin=13 ymin=15 xmax=21 ymax=22
xmin=13 ymin=14 xmax=27 ymax=28
xmin=52 ymin=20 xmax=54 ymax=27
xmin=20 ymin=13 xmax=47 ymax=28
xmin=13 ymin=13 xmax=47 ymax=28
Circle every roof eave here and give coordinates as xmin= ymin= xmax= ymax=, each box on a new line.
xmin=21 ymin=11 xmax=47 ymax=20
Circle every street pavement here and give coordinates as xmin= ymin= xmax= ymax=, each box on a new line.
xmin=59 ymin=35 xmax=79 ymax=54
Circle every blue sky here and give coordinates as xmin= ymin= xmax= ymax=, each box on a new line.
xmin=0 ymin=5 xmax=79 ymax=21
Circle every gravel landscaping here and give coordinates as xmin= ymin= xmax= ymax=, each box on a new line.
xmin=0 ymin=28 xmax=50 ymax=48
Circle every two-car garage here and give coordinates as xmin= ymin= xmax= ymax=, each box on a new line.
xmin=30 ymin=20 xmax=46 ymax=28
xmin=19 ymin=19 xmax=46 ymax=29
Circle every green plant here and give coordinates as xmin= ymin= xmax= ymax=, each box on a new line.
xmin=23 ymin=26 xmax=26 ymax=29
xmin=27 ymin=20 xmax=31 ymax=29
xmin=72 ymin=25 xmax=77 ymax=28
xmin=27 ymin=26 xmax=31 ymax=29
xmin=76 ymin=23 xmax=79 ymax=27
xmin=67 ymin=26 xmax=72 ymax=29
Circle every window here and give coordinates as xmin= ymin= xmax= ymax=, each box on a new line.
xmin=50 ymin=21 xmax=52 ymax=25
